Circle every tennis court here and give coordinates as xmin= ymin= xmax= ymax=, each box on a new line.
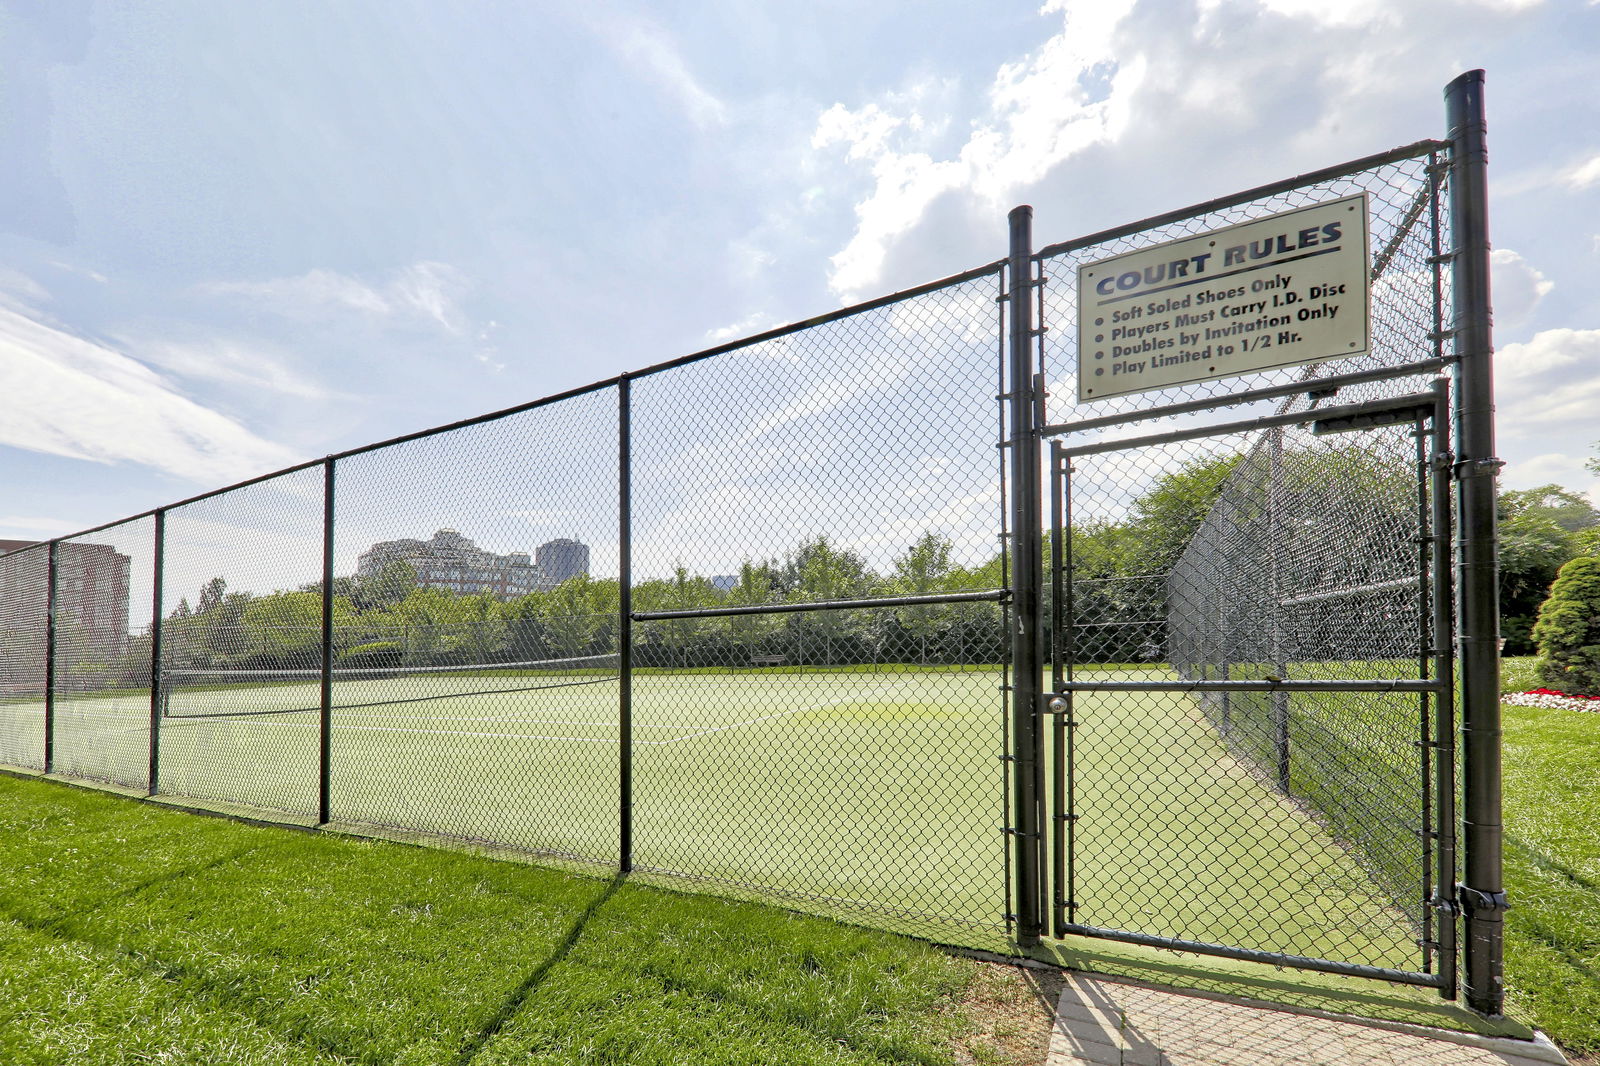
xmin=151 ymin=664 xmax=1010 ymax=931
xmin=0 ymin=664 xmax=1422 ymax=966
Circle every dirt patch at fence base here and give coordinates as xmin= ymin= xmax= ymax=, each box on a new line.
xmin=948 ymin=960 xmax=1068 ymax=1065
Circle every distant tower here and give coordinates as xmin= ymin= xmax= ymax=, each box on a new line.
xmin=536 ymin=539 xmax=589 ymax=585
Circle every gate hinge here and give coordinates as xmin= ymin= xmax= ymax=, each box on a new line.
xmin=1456 ymin=883 xmax=1511 ymax=915
xmin=1431 ymin=450 xmax=1455 ymax=473
xmin=1426 ymin=251 xmax=1456 ymax=265
xmin=1429 ymin=893 xmax=1460 ymax=917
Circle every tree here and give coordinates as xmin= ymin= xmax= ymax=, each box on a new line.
xmin=782 ymin=536 xmax=877 ymax=665
xmin=1125 ymin=452 xmax=1245 ymax=577
xmin=1498 ymin=485 xmax=1600 ymax=654
xmin=723 ymin=560 xmax=779 ymax=660
xmin=891 ymin=534 xmax=956 ymax=663
xmin=1533 ymin=555 xmax=1600 ymax=696
xmin=240 ymin=590 xmax=322 ymax=666
xmin=634 ymin=566 xmax=721 ymax=666
xmin=540 ymin=574 xmax=618 ymax=659
xmin=450 ymin=589 xmax=508 ymax=664
xmin=356 ymin=560 xmax=417 ymax=610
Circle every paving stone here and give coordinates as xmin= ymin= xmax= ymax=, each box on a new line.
xmin=1047 ymin=973 xmax=1568 ymax=1066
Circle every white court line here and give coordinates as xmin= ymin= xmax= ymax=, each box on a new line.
xmin=644 ymin=697 xmax=851 ymax=745
xmin=325 ymin=710 xmax=680 ymax=729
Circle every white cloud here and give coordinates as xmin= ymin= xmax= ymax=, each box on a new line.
xmin=46 ymin=261 xmax=109 ymax=284
xmin=0 ymin=306 xmax=301 ymax=484
xmin=593 ymin=13 xmax=726 ymax=128
xmin=811 ymin=0 xmax=1147 ymax=299
xmin=706 ymin=311 xmax=780 ymax=344
xmin=0 ymin=515 xmax=83 ymax=537
xmin=810 ymin=0 xmax=1551 ymax=306
xmin=0 ymin=269 xmax=51 ymax=310
xmin=200 ymin=261 xmax=470 ymax=333
xmin=1489 ymin=249 xmax=1554 ymax=324
xmin=1494 ymin=329 xmax=1600 ymax=462
xmin=1566 ymin=153 xmax=1600 ymax=190
xmin=123 ymin=336 xmax=340 ymax=403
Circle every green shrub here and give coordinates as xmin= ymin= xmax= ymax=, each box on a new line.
xmin=1532 ymin=555 xmax=1600 ymax=696
xmin=338 ymin=640 xmax=403 ymax=669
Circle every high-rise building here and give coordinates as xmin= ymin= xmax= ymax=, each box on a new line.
xmin=0 ymin=539 xmax=133 ymax=694
xmin=535 ymin=539 xmax=590 ymax=584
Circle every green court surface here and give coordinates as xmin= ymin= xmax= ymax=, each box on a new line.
xmin=0 ymin=667 xmax=1425 ymax=977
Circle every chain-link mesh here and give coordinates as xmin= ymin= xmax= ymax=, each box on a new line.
xmin=1059 ymin=421 xmax=1433 ymax=969
xmin=0 ymin=544 xmax=49 ymax=770
xmin=329 ymin=386 xmax=620 ymax=865
xmin=630 ymin=273 xmax=1008 ymax=934
xmin=1043 ymin=147 xmax=1449 ymax=975
xmin=158 ymin=469 xmax=327 ymax=816
xmin=50 ymin=518 xmax=155 ymax=790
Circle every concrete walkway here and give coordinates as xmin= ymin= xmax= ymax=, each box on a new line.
xmin=1048 ymin=974 xmax=1569 ymax=1066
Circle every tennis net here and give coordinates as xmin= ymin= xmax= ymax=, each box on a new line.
xmin=159 ymin=653 xmax=622 ymax=720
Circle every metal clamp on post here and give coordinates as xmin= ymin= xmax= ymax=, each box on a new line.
xmin=1457 ymin=883 xmax=1510 ymax=915
xmin=1453 ymin=456 xmax=1504 ymax=479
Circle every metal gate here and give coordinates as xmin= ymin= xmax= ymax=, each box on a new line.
xmin=1001 ymin=71 xmax=1505 ymax=1013
xmin=1046 ymin=386 xmax=1454 ymax=990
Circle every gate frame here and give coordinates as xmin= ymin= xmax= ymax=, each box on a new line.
xmin=1004 ymin=70 xmax=1503 ymax=1014
xmin=1045 ymin=389 xmax=1454 ymax=992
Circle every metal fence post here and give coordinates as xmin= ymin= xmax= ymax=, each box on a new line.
xmin=147 ymin=510 xmax=165 ymax=794
xmin=44 ymin=540 xmax=58 ymax=772
xmin=1268 ymin=427 xmax=1290 ymax=793
xmin=1008 ymin=205 xmax=1043 ymax=946
xmin=1445 ymin=68 xmax=1505 ymax=1018
xmin=619 ymin=377 xmax=634 ymax=873
xmin=319 ymin=458 xmax=336 ymax=826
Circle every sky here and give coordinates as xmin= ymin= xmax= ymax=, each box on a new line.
xmin=2 ymin=0 xmax=1598 ymax=598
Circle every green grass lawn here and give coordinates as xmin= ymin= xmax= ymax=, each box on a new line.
xmin=0 ymin=772 xmax=1022 ymax=1065
xmin=3 ymin=662 xmax=1596 ymax=1059
xmin=1496 ymin=655 xmax=1600 ymax=1055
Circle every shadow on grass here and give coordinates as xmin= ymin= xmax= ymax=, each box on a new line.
xmin=455 ymin=872 xmax=627 ymax=1065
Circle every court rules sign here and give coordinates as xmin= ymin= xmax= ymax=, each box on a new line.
xmin=1077 ymin=195 xmax=1370 ymax=401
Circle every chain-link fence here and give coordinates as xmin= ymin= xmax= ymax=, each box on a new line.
xmin=0 ymin=265 xmax=1013 ymax=943
xmin=0 ymin=110 xmax=1499 ymax=997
